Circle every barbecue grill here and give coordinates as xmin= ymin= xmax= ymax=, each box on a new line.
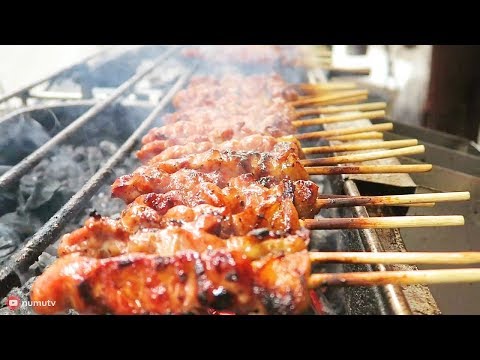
xmin=0 ymin=45 xmax=476 ymax=315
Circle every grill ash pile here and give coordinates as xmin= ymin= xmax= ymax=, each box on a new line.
xmin=0 ymin=145 xmax=137 ymax=259
xmin=0 ymin=108 xmax=141 ymax=265
xmin=0 ymin=151 xmax=138 ymax=315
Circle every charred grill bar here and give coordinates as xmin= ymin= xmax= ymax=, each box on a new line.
xmin=0 ymin=45 xmax=461 ymax=314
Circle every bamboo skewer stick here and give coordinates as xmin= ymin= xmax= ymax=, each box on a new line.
xmin=321 ymin=66 xmax=371 ymax=76
xmin=303 ymin=139 xmax=418 ymax=155
xmin=308 ymin=269 xmax=480 ymax=288
xmin=327 ymin=132 xmax=384 ymax=141
xmin=289 ymin=90 xmax=369 ymax=107
xmin=292 ymin=110 xmax=386 ymax=127
xmin=295 ymin=102 xmax=387 ymax=118
xmin=290 ymin=90 xmax=369 ymax=106
xmin=302 ymin=215 xmax=464 ymax=230
xmin=301 ymin=145 xmax=425 ymax=166
xmin=309 ymin=251 xmax=480 ymax=265
xmin=316 ymin=194 xmax=435 ymax=207
xmin=306 ymin=164 xmax=432 ymax=175
xmin=295 ymin=123 xmax=393 ymax=141
xmin=303 ymin=58 xmax=332 ymax=68
xmin=325 ymin=95 xmax=369 ymax=105
xmin=391 ymin=203 xmax=436 ymax=207
xmin=315 ymin=192 xmax=470 ymax=209
xmin=311 ymin=49 xmax=332 ymax=57
xmin=298 ymin=82 xmax=357 ymax=92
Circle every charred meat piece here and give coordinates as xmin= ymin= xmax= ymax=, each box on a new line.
xmin=62 ymin=177 xmax=318 ymax=258
xmin=58 ymin=214 xmax=310 ymax=260
xmin=31 ymin=250 xmax=311 ymax=315
xmin=113 ymin=146 xmax=309 ymax=203
xmin=139 ymin=104 xmax=296 ymax=155
xmin=171 ymin=73 xmax=296 ymax=109
xmin=140 ymin=135 xmax=304 ymax=164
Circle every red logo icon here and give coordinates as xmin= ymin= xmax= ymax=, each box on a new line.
xmin=7 ymin=295 xmax=21 ymax=311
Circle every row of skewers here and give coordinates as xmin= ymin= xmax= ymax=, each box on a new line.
xmin=181 ymin=45 xmax=370 ymax=75
xmin=29 ymin=70 xmax=475 ymax=315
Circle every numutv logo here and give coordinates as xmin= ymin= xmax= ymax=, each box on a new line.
xmin=6 ymin=295 xmax=56 ymax=311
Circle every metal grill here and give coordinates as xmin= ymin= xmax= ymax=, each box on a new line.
xmin=0 ymin=45 xmax=457 ymax=314
xmin=0 ymin=46 xmax=197 ymax=297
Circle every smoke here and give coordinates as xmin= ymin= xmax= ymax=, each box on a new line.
xmin=0 ymin=100 xmax=155 ymax=264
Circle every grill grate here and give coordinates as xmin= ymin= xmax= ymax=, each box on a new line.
xmin=0 ymin=47 xmax=194 ymax=298
xmin=0 ymin=47 xmax=179 ymax=189
xmin=0 ymin=45 xmax=447 ymax=314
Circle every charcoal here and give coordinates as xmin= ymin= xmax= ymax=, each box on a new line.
xmin=0 ymin=186 xmax=17 ymax=215
xmin=0 ymin=116 xmax=51 ymax=165
xmin=0 ymin=222 xmax=20 ymax=259
xmin=0 ymin=165 xmax=11 ymax=175
xmin=32 ymin=252 xmax=57 ymax=275
xmin=0 ymin=277 xmax=36 ymax=315
xmin=0 ymin=143 xmax=124 ymax=264
xmin=0 ymin=212 xmax=44 ymax=263
xmin=19 ymin=179 xmax=62 ymax=211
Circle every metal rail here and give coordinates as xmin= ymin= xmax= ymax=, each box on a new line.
xmin=0 ymin=67 xmax=196 ymax=298
xmin=343 ymin=180 xmax=413 ymax=315
xmin=0 ymin=46 xmax=179 ymax=189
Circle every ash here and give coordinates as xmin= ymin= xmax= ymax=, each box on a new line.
xmin=0 ymin=150 xmax=138 ymax=315
xmin=0 ymin=142 xmax=138 ymax=265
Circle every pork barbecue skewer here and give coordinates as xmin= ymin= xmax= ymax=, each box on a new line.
xmin=114 ymin=144 xmax=431 ymax=205
xmin=29 ymin=70 xmax=473 ymax=316
xmin=31 ymin=250 xmax=312 ymax=315
xmin=31 ymin=248 xmax=480 ymax=315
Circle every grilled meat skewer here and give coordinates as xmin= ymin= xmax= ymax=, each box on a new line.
xmin=58 ymin=217 xmax=310 ymax=260
xmin=60 ymin=175 xmax=317 ymax=258
xmin=31 ymin=250 xmax=311 ymax=315
xmin=139 ymin=134 xmax=303 ymax=164
xmin=113 ymin=146 xmax=308 ymax=203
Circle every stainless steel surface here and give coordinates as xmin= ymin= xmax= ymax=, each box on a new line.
xmin=385 ymin=130 xmax=480 ymax=177
xmin=396 ymin=158 xmax=480 ymax=314
xmin=305 ymin=69 xmax=439 ymax=315
xmin=385 ymin=120 xmax=480 ymax=156
xmin=305 ymin=68 xmax=442 ymax=314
